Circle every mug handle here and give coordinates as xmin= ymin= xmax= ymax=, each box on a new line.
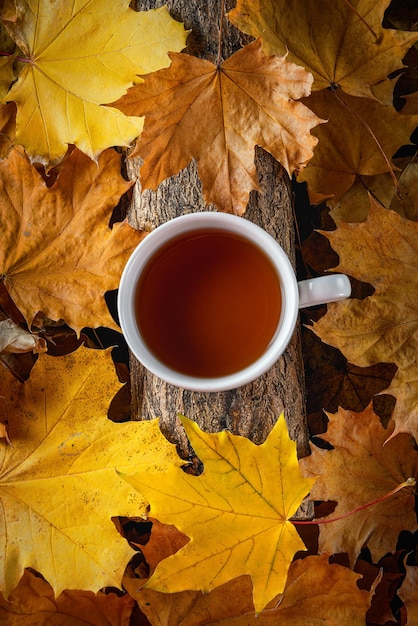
xmin=298 ymin=274 xmax=351 ymax=309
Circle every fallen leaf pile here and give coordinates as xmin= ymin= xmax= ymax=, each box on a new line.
xmin=0 ymin=0 xmax=417 ymax=624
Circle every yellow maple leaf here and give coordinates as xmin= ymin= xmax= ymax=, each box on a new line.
xmin=0 ymin=346 xmax=182 ymax=598
xmin=0 ymin=146 xmax=145 ymax=335
xmin=1 ymin=0 xmax=187 ymax=166
xmin=228 ymin=0 xmax=418 ymax=99
xmin=300 ymin=405 xmax=418 ymax=565
xmin=0 ymin=568 xmax=134 ymax=626
xmin=312 ymin=199 xmax=418 ymax=440
xmin=114 ymin=39 xmax=323 ymax=215
xmin=120 ymin=414 xmax=315 ymax=613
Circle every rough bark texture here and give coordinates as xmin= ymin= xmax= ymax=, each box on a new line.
xmin=126 ymin=0 xmax=310 ymax=479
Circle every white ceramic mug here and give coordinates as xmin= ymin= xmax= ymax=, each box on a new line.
xmin=118 ymin=212 xmax=351 ymax=392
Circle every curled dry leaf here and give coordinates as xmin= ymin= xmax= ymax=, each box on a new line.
xmin=0 ymin=146 xmax=145 ymax=335
xmin=313 ymin=199 xmax=418 ymax=439
xmin=114 ymin=39 xmax=323 ymax=214
xmin=0 ymin=347 xmax=182 ymax=597
xmin=300 ymin=404 xmax=418 ymax=565
xmin=1 ymin=0 xmax=188 ymax=166
xmin=228 ymin=0 xmax=418 ymax=99
xmin=120 ymin=415 xmax=315 ymax=613
xmin=0 ymin=568 xmax=134 ymax=626
xmin=0 ymin=319 xmax=46 ymax=354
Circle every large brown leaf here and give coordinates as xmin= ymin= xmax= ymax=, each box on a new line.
xmin=228 ymin=0 xmax=418 ymax=99
xmin=0 ymin=147 xmax=145 ymax=335
xmin=313 ymin=199 xmax=418 ymax=439
xmin=300 ymin=405 xmax=418 ymax=564
xmin=297 ymin=89 xmax=417 ymax=202
xmin=114 ymin=40 xmax=323 ymax=214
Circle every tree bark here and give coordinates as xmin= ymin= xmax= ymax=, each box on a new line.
xmin=126 ymin=0 xmax=310 ymax=478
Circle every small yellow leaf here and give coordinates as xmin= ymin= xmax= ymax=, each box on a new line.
xmin=0 ymin=346 xmax=181 ymax=598
xmin=120 ymin=415 xmax=315 ymax=613
xmin=2 ymin=1 xmax=188 ymax=165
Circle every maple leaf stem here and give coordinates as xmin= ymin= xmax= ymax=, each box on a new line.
xmin=293 ymin=478 xmax=416 ymax=526
xmin=217 ymin=0 xmax=225 ymax=68
xmin=332 ymin=89 xmax=402 ymax=199
xmin=340 ymin=0 xmax=378 ymax=40
xmin=0 ymin=51 xmax=31 ymax=63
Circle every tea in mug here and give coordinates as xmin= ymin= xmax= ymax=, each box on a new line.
xmin=134 ymin=228 xmax=282 ymax=377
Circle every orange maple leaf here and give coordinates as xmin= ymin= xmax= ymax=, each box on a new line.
xmin=300 ymin=404 xmax=418 ymax=565
xmin=0 ymin=146 xmax=145 ymax=335
xmin=114 ymin=39 xmax=323 ymax=214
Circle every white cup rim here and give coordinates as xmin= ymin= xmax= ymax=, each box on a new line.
xmin=117 ymin=213 xmax=299 ymax=392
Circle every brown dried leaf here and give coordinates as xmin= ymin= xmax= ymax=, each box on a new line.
xmin=398 ymin=565 xmax=418 ymax=625
xmin=228 ymin=0 xmax=418 ymax=99
xmin=297 ymin=90 xmax=417 ymax=202
xmin=114 ymin=40 xmax=323 ymax=214
xmin=0 ymin=569 xmax=134 ymax=625
xmin=0 ymin=319 xmax=46 ymax=354
xmin=300 ymin=405 xmax=418 ymax=565
xmin=126 ymin=555 xmax=373 ymax=625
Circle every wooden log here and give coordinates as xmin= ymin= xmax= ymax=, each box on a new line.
xmin=125 ymin=0 xmax=310 ymax=472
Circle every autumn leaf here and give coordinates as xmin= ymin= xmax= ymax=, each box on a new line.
xmin=0 ymin=146 xmax=145 ymax=335
xmin=328 ymin=160 xmax=418 ymax=223
xmin=302 ymin=328 xmax=397 ymax=433
xmin=0 ymin=346 xmax=182 ymax=597
xmin=300 ymin=404 xmax=418 ymax=565
xmin=114 ymin=39 xmax=323 ymax=214
xmin=296 ymin=89 xmax=417 ymax=202
xmin=0 ymin=57 xmax=14 ymax=100
xmin=1 ymin=0 xmax=187 ymax=166
xmin=312 ymin=199 xmax=418 ymax=439
xmin=0 ymin=102 xmax=15 ymax=158
xmin=228 ymin=0 xmax=418 ymax=99
xmin=398 ymin=565 xmax=418 ymax=625
xmin=126 ymin=555 xmax=374 ymax=625
xmin=120 ymin=414 xmax=315 ymax=613
xmin=0 ymin=319 xmax=46 ymax=354
xmin=0 ymin=568 xmax=134 ymax=626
